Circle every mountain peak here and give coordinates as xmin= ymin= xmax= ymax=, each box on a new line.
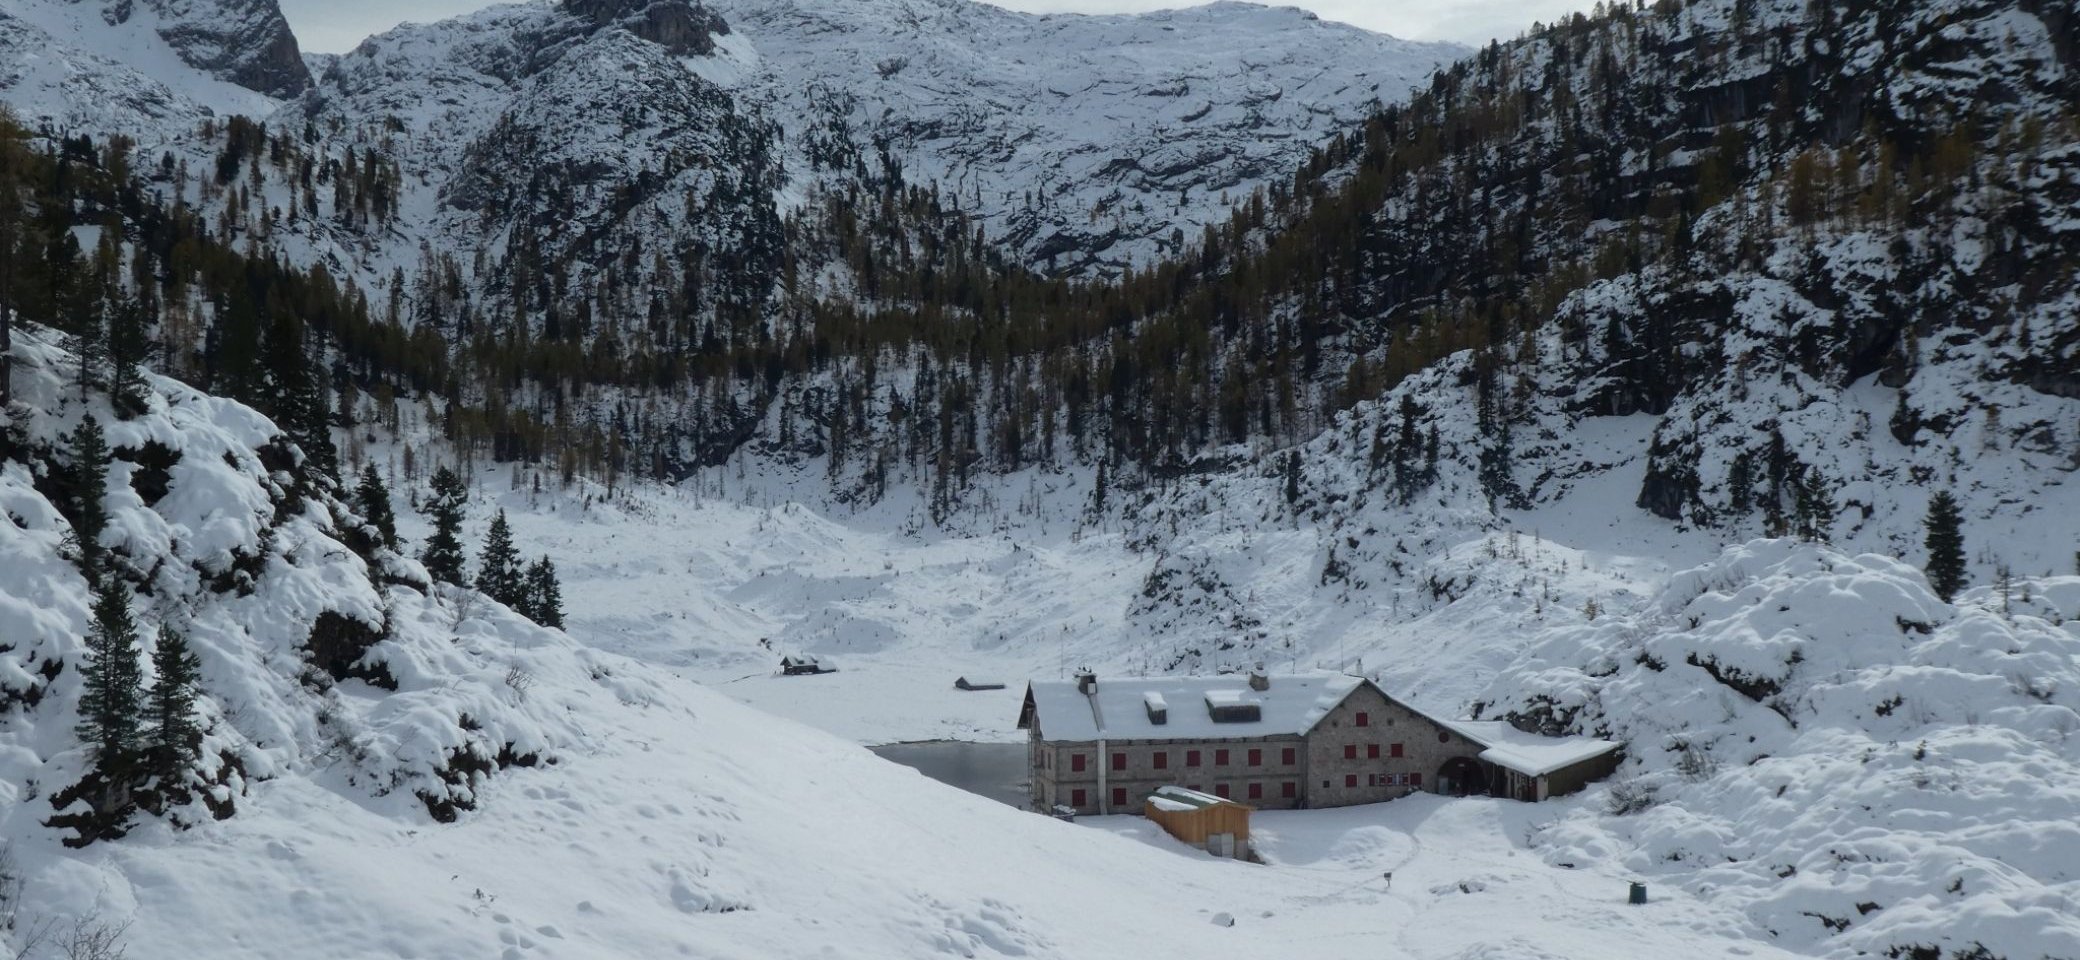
xmin=565 ymin=0 xmax=730 ymax=56
xmin=126 ymin=0 xmax=311 ymax=97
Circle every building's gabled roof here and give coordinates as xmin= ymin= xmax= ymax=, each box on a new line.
xmin=1439 ymin=720 xmax=1623 ymax=777
xmin=1019 ymin=673 xmax=1370 ymax=741
xmin=1017 ymin=674 xmax=1624 ymax=777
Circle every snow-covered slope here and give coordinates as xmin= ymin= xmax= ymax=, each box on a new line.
xmin=1 ymin=330 xmax=1838 ymax=960
xmin=0 ymin=329 xmax=566 ymax=839
xmin=0 ymin=0 xmax=289 ymax=136
xmin=1480 ymin=540 xmax=2080 ymax=960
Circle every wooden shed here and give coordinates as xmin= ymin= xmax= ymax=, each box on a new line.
xmin=1143 ymin=786 xmax=1251 ymax=860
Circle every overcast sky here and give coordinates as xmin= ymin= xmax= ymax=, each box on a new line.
xmin=279 ymin=0 xmax=1596 ymax=54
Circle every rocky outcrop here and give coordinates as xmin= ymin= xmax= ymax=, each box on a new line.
xmin=566 ymin=0 xmax=729 ymax=57
xmin=126 ymin=0 xmax=312 ymax=98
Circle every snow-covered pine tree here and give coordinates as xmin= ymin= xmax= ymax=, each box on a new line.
xmin=145 ymin=624 xmax=201 ymax=785
xmin=1793 ymin=467 xmax=1835 ymax=542
xmin=524 ymin=555 xmax=565 ymax=629
xmin=265 ymin=311 xmax=336 ymax=483
xmin=64 ymin=414 xmax=111 ymax=577
xmin=477 ymin=509 xmax=525 ymax=607
xmin=420 ymin=466 xmax=468 ymax=584
xmin=76 ymin=577 xmax=144 ymax=774
xmin=106 ymin=291 xmax=149 ymax=419
xmin=356 ymin=462 xmax=397 ymax=547
xmin=1924 ymin=490 xmax=1967 ymax=601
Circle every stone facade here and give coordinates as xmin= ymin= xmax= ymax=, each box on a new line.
xmin=1031 ymin=734 xmax=1311 ymax=814
xmin=1299 ymin=683 xmax=1486 ymax=808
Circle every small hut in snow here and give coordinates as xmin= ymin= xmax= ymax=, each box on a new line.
xmin=1143 ymin=786 xmax=1251 ymax=860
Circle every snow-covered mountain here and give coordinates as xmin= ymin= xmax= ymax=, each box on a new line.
xmin=0 ymin=0 xmax=292 ymax=134
xmin=2 ymin=0 xmax=1462 ymax=325
xmin=703 ymin=0 xmax=1463 ymax=274
xmin=3 ymin=0 xmax=2079 ymax=958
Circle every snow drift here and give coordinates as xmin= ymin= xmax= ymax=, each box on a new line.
xmin=1479 ymin=539 xmax=2080 ymax=960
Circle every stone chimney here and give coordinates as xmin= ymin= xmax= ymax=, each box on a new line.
xmin=1075 ymin=668 xmax=1098 ymax=695
xmin=1248 ymin=665 xmax=1269 ymax=692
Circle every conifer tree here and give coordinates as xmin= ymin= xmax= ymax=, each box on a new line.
xmin=1792 ymin=466 xmax=1835 ymax=542
xmin=77 ymin=576 xmax=144 ymax=773
xmin=524 ymin=555 xmax=565 ymax=629
xmin=66 ymin=414 xmax=111 ymax=577
xmin=145 ymin=624 xmax=201 ymax=784
xmin=420 ymin=466 xmax=468 ymax=584
xmin=477 ymin=509 xmax=524 ymax=606
xmin=266 ymin=312 xmax=336 ymax=483
xmin=356 ymin=462 xmax=397 ymax=547
xmin=1924 ymin=490 xmax=1967 ymax=601
xmin=106 ymin=291 xmax=148 ymax=418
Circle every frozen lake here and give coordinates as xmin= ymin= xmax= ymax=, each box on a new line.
xmin=870 ymin=740 xmax=1030 ymax=809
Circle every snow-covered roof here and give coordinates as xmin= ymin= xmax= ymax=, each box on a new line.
xmin=1441 ymin=721 xmax=1622 ymax=778
xmin=1021 ymin=674 xmax=1365 ymax=741
xmin=1146 ymin=785 xmax=1238 ymax=812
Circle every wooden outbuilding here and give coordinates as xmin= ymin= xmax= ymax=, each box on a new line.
xmin=1143 ymin=786 xmax=1251 ymax=860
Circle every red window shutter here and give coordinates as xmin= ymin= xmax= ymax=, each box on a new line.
xmin=1391 ymin=742 xmax=1404 ymax=758
xmin=1072 ymin=789 xmax=1086 ymax=807
xmin=1356 ymin=711 xmax=1370 ymax=727
xmin=1411 ymin=772 xmax=1423 ymax=787
xmin=1154 ymin=751 xmax=1168 ymax=770
xmin=1247 ymin=782 xmax=1263 ymax=800
xmin=1112 ymin=752 xmax=1126 ymax=771
xmin=1281 ymin=747 xmax=1295 ymax=765
xmin=1215 ymin=749 xmax=1230 ymax=766
xmin=1187 ymin=750 xmax=1201 ymax=767
xmin=1344 ymin=774 xmax=1358 ymax=788
xmin=1072 ymin=754 xmax=1086 ymax=772
xmin=1281 ymin=781 xmax=1296 ymax=798
xmin=1247 ymin=748 xmax=1262 ymax=767
xmin=1343 ymin=744 xmax=1357 ymax=760
xmin=1214 ymin=783 xmax=1230 ymax=798
xmin=1112 ymin=787 xmax=1127 ymax=808
xmin=1368 ymin=744 xmax=1381 ymax=759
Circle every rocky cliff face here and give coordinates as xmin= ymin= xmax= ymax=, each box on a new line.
xmin=126 ymin=0 xmax=311 ymax=98
xmin=568 ymin=0 xmax=729 ymax=56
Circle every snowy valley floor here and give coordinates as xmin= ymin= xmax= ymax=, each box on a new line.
xmin=381 ymin=477 xmax=1816 ymax=960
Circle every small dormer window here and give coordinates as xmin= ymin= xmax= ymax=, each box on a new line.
xmin=1204 ymin=689 xmax=1263 ymax=723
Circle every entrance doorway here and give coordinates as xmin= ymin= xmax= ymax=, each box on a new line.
xmin=1438 ymin=757 xmax=1487 ymax=797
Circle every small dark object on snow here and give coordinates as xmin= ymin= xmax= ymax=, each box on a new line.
xmin=1050 ymin=804 xmax=1077 ymax=821
xmin=1629 ymin=881 xmax=1648 ymax=905
xmin=954 ymin=677 xmax=1007 ymax=691
xmin=780 ymin=655 xmax=835 ymax=676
